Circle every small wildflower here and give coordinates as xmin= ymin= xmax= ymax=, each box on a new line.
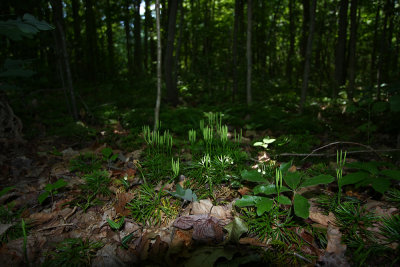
xmin=258 ymin=169 xmax=261 ymax=173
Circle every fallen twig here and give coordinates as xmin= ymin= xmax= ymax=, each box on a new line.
xmin=277 ymin=148 xmax=400 ymax=159
xmin=36 ymin=223 xmax=75 ymax=232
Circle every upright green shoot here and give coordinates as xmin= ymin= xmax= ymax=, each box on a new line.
xmin=336 ymin=150 xmax=347 ymax=204
xmin=171 ymin=158 xmax=180 ymax=178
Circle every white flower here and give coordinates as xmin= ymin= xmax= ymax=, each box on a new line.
xmin=262 ymin=171 xmax=266 ymax=175
xmin=258 ymin=169 xmax=261 ymax=173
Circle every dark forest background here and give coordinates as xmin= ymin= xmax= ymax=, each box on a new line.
xmin=0 ymin=0 xmax=399 ymax=144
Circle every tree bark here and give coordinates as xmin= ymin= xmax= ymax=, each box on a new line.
xmin=286 ymin=0 xmax=295 ymax=86
xmin=334 ymin=0 xmax=349 ymax=98
xmin=71 ymin=0 xmax=82 ymax=79
xmin=105 ymin=0 xmax=115 ymax=77
xmin=347 ymin=0 xmax=358 ymax=101
xmin=300 ymin=0 xmax=316 ymax=113
xmin=124 ymin=0 xmax=133 ymax=78
xmin=51 ymin=0 xmax=78 ymax=120
xmin=164 ymin=0 xmax=179 ymax=106
xmin=232 ymin=0 xmax=240 ymax=102
xmin=246 ymin=0 xmax=252 ymax=105
xmin=84 ymin=0 xmax=97 ymax=81
xmin=133 ymin=0 xmax=142 ymax=74
xmin=144 ymin=0 xmax=151 ymax=72
xmin=154 ymin=0 xmax=162 ymax=130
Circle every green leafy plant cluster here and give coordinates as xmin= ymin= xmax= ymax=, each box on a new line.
xmin=127 ymin=183 xmax=179 ymax=226
xmin=43 ymin=238 xmax=103 ymax=267
xmin=69 ymin=153 xmax=102 ymax=173
xmin=236 ymin=162 xmax=334 ymax=219
xmin=340 ymin=161 xmax=400 ymax=194
xmin=38 ymin=179 xmax=68 ymax=205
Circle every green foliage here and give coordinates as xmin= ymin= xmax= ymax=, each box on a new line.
xmin=340 ymin=161 xmax=400 ymax=194
xmin=101 ymin=147 xmax=118 ymax=164
xmin=237 ymin=162 xmax=333 ymax=219
xmin=82 ymin=170 xmax=111 ymax=196
xmin=127 ymin=184 xmax=179 ymax=226
xmin=43 ymin=238 xmax=103 ymax=267
xmin=380 ymin=215 xmax=400 ymax=246
xmin=106 ymin=216 xmax=125 ymax=230
xmin=253 ymin=136 xmax=276 ymax=149
xmin=167 ymin=184 xmax=197 ymax=202
xmin=38 ymin=179 xmax=68 ymax=204
xmin=69 ymin=153 xmax=102 ymax=173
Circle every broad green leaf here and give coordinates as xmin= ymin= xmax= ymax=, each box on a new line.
xmin=168 ymin=184 xmax=197 ymax=202
xmin=293 ymin=194 xmax=310 ymax=219
xmin=372 ymin=101 xmax=389 ymax=113
xmin=346 ymin=162 xmax=379 ymax=175
xmin=276 ymin=195 xmax=292 ymax=205
xmin=301 ymin=174 xmax=335 ymax=188
xmin=339 ymin=171 xmax=368 ymax=187
xmin=52 ymin=179 xmax=68 ymax=190
xmin=224 ymin=217 xmax=248 ymax=243
xmin=283 ymin=172 xmax=301 ymax=190
xmin=240 ymin=170 xmax=265 ymax=183
xmin=371 ymin=179 xmax=391 ymax=194
xmin=355 ymin=177 xmax=374 ymax=188
xmin=101 ymin=147 xmax=113 ymax=158
xmin=253 ymin=184 xmax=291 ymax=195
xmin=380 ymin=170 xmax=400 ymax=180
xmin=235 ymin=195 xmax=260 ymax=207
xmin=262 ymin=138 xmax=276 ymax=144
xmin=255 ymin=197 xmax=274 ymax=216
xmin=279 ymin=161 xmax=293 ymax=175
xmin=38 ymin=191 xmax=50 ymax=204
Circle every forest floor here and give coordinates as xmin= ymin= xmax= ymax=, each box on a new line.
xmin=0 ymin=89 xmax=399 ymax=266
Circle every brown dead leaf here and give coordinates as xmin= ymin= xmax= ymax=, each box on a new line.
xmin=238 ymin=187 xmax=252 ymax=196
xmin=288 ymin=165 xmax=297 ymax=172
xmin=326 ymin=224 xmax=346 ymax=255
xmin=191 ymin=199 xmax=232 ymax=224
xmin=29 ymin=211 xmax=55 ymax=225
xmin=115 ymin=192 xmax=135 ymax=216
xmin=173 ymin=214 xmax=224 ymax=243
xmin=309 ymin=201 xmax=335 ymax=226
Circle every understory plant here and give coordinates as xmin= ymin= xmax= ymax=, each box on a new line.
xmin=43 ymin=238 xmax=103 ymax=266
xmin=339 ymin=161 xmax=400 ymax=194
xmin=127 ymin=183 xmax=179 ymax=226
xmin=236 ymin=162 xmax=334 ymax=219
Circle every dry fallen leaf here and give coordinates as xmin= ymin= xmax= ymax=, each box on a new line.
xmin=191 ymin=199 xmax=232 ymax=224
xmin=115 ymin=192 xmax=135 ymax=216
xmin=308 ymin=201 xmax=335 ymax=226
xmin=326 ymin=224 xmax=346 ymax=255
xmin=173 ymin=214 xmax=224 ymax=243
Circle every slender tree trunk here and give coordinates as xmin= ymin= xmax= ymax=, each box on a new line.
xmin=154 ymin=0 xmax=162 ymax=130
xmin=174 ymin=0 xmax=184 ymax=89
xmin=347 ymin=0 xmax=358 ymax=100
xmin=124 ymin=0 xmax=133 ymax=78
xmin=51 ymin=0 xmax=78 ymax=120
xmin=144 ymin=0 xmax=151 ymax=72
xmin=84 ymin=0 xmax=97 ymax=81
xmin=232 ymin=0 xmax=240 ymax=102
xmin=164 ymin=0 xmax=179 ymax=106
xmin=246 ymin=0 xmax=252 ymax=105
xmin=300 ymin=0 xmax=316 ymax=113
xmin=300 ymin=0 xmax=310 ymax=61
xmin=105 ymin=0 xmax=115 ymax=77
xmin=370 ymin=2 xmax=381 ymax=85
xmin=71 ymin=0 xmax=82 ymax=79
xmin=334 ymin=0 xmax=349 ymax=98
xmin=133 ymin=0 xmax=142 ymax=74
xmin=286 ymin=0 xmax=295 ymax=86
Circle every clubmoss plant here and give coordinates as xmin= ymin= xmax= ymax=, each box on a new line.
xmin=43 ymin=238 xmax=103 ymax=266
xmin=336 ymin=150 xmax=347 ymax=204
